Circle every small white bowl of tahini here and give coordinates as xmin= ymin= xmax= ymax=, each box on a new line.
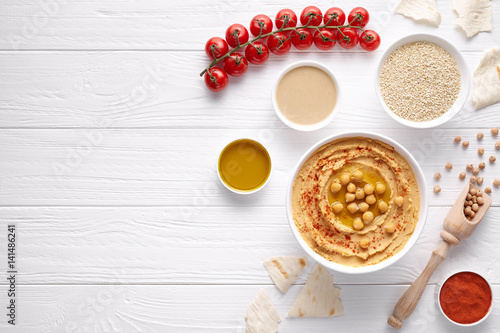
xmin=375 ymin=33 xmax=470 ymax=128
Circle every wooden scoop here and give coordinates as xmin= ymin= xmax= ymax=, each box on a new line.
xmin=387 ymin=183 xmax=491 ymax=329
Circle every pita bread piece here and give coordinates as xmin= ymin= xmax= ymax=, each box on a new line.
xmin=264 ymin=256 xmax=308 ymax=293
xmin=288 ymin=264 xmax=344 ymax=318
xmin=394 ymin=0 xmax=441 ymax=26
xmin=473 ymin=47 xmax=500 ymax=110
xmin=245 ymin=289 xmax=280 ymax=333
xmin=454 ymin=0 xmax=492 ymax=37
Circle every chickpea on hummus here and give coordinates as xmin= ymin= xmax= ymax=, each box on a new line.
xmin=291 ymin=137 xmax=420 ymax=267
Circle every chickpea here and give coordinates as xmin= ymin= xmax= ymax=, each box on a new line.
xmin=472 ymin=203 xmax=479 ymax=212
xmin=347 ymin=202 xmax=359 ymax=214
xmin=445 ymin=163 xmax=453 ymax=170
xmin=470 ymin=188 xmax=477 ymax=196
xmin=477 ymin=189 xmax=483 ymax=197
xmin=359 ymin=238 xmax=370 ymax=249
xmin=459 ymin=172 xmax=466 ymax=180
xmin=352 ymin=169 xmax=363 ymax=182
xmin=479 ymin=162 xmax=486 ymax=169
xmin=467 ymin=193 xmax=472 ymax=200
xmin=358 ymin=202 xmax=369 ymax=213
xmin=353 ymin=218 xmax=364 ymax=231
xmin=330 ymin=181 xmax=342 ymax=193
xmin=494 ymin=179 xmax=500 ymax=187
xmin=340 ymin=174 xmax=350 ymax=185
xmin=376 ymin=183 xmax=386 ymax=195
xmin=364 ymin=184 xmax=375 ymax=195
xmin=384 ymin=223 xmax=396 ymax=233
xmin=478 ymin=148 xmax=485 ymax=155
xmin=477 ymin=177 xmax=484 ymax=185
xmin=362 ymin=211 xmax=375 ymax=224
xmin=462 ymin=141 xmax=470 ymax=148
xmin=331 ymin=202 xmax=344 ymax=213
xmin=466 ymin=164 xmax=473 ymax=171
xmin=477 ymin=197 xmax=484 ymax=205
xmin=345 ymin=193 xmax=355 ymax=203
xmin=490 ymin=156 xmax=496 ymax=163
xmin=496 ymin=141 xmax=500 ymax=150
xmin=395 ymin=196 xmax=404 ymax=207
xmin=434 ymin=172 xmax=441 ymax=179
xmin=477 ymin=132 xmax=484 ymax=140
xmin=454 ymin=136 xmax=461 ymax=143
xmin=355 ymin=188 xmax=365 ymax=200
xmin=365 ymin=194 xmax=377 ymax=205
xmin=485 ymin=187 xmax=492 ymax=194
xmin=434 ymin=185 xmax=441 ymax=193
xmin=492 ymin=127 xmax=499 ymax=136
xmin=378 ymin=200 xmax=388 ymax=213
xmin=472 ymin=167 xmax=480 ymax=175
xmin=347 ymin=183 xmax=356 ymax=193
xmin=470 ymin=176 xmax=477 ymax=183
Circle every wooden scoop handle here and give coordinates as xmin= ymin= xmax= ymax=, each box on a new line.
xmin=387 ymin=231 xmax=459 ymax=329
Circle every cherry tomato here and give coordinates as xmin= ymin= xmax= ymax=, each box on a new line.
xmin=245 ymin=42 xmax=270 ymax=65
xmin=250 ymin=14 xmax=273 ymax=37
xmin=359 ymin=30 xmax=381 ymax=51
xmin=204 ymin=68 xmax=228 ymax=92
xmin=291 ymin=28 xmax=313 ymax=50
xmin=313 ymin=29 xmax=336 ymax=50
xmin=225 ymin=24 xmax=249 ymax=48
xmin=337 ymin=27 xmax=359 ymax=49
xmin=323 ymin=7 xmax=345 ymax=26
xmin=223 ymin=53 xmax=249 ymax=77
xmin=205 ymin=37 xmax=229 ymax=60
xmin=348 ymin=7 xmax=370 ymax=27
xmin=267 ymin=32 xmax=291 ymax=55
xmin=300 ymin=6 xmax=323 ymax=26
xmin=275 ymin=9 xmax=297 ymax=30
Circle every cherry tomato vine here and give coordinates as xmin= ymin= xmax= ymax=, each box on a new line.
xmin=202 ymin=7 xmax=380 ymax=92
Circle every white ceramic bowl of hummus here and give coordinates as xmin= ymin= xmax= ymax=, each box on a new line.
xmin=286 ymin=132 xmax=428 ymax=274
xmin=375 ymin=33 xmax=470 ymax=128
xmin=272 ymin=60 xmax=342 ymax=131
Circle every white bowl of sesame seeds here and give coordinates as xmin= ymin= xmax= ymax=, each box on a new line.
xmin=375 ymin=34 xmax=470 ymax=128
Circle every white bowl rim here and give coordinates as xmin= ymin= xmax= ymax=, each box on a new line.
xmin=375 ymin=33 xmax=470 ymax=129
xmin=272 ymin=60 xmax=342 ymax=132
xmin=217 ymin=138 xmax=272 ymax=195
xmin=435 ymin=269 xmax=494 ymax=327
xmin=286 ymin=131 xmax=429 ymax=274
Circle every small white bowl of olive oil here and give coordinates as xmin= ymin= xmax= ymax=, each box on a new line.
xmin=217 ymin=138 xmax=272 ymax=195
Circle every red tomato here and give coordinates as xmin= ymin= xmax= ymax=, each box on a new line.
xmin=267 ymin=32 xmax=291 ymax=55
xmin=313 ymin=29 xmax=336 ymax=50
xmin=348 ymin=7 xmax=370 ymax=27
xmin=245 ymin=42 xmax=270 ymax=65
xmin=337 ymin=27 xmax=359 ymax=49
xmin=223 ymin=53 xmax=249 ymax=77
xmin=291 ymin=28 xmax=313 ymax=50
xmin=359 ymin=30 xmax=381 ymax=51
xmin=205 ymin=37 xmax=229 ymax=60
xmin=225 ymin=24 xmax=249 ymax=48
xmin=204 ymin=68 xmax=228 ymax=92
xmin=250 ymin=14 xmax=273 ymax=37
xmin=300 ymin=6 xmax=323 ymax=26
xmin=323 ymin=7 xmax=346 ymax=26
xmin=275 ymin=9 xmax=298 ymax=30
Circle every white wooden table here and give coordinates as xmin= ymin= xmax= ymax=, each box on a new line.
xmin=0 ymin=0 xmax=499 ymax=332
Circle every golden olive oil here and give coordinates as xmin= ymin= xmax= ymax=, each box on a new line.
xmin=218 ymin=139 xmax=271 ymax=192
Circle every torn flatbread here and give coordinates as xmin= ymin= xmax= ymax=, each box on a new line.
xmin=264 ymin=256 xmax=308 ymax=293
xmin=454 ymin=0 xmax=492 ymax=37
xmin=245 ymin=289 xmax=280 ymax=333
xmin=288 ymin=264 xmax=344 ymax=318
xmin=394 ymin=0 xmax=441 ymax=26
xmin=473 ymin=47 xmax=500 ymax=110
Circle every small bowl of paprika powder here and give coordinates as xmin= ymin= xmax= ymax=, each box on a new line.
xmin=436 ymin=271 xmax=493 ymax=326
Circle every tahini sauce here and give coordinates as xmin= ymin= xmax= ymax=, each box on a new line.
xmin=276 ymin=66 xmax=337 ymax=125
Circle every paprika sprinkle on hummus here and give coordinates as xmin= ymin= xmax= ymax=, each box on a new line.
xmin=439 ymin=272 xmax=492 ymax=325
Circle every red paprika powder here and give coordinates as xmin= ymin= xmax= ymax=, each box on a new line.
xmin=439 ymin=272 xmax=492 ymax=325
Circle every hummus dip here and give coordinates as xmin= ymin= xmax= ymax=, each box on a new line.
xmin=291 ymin=137 xmax=420 ymax=267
